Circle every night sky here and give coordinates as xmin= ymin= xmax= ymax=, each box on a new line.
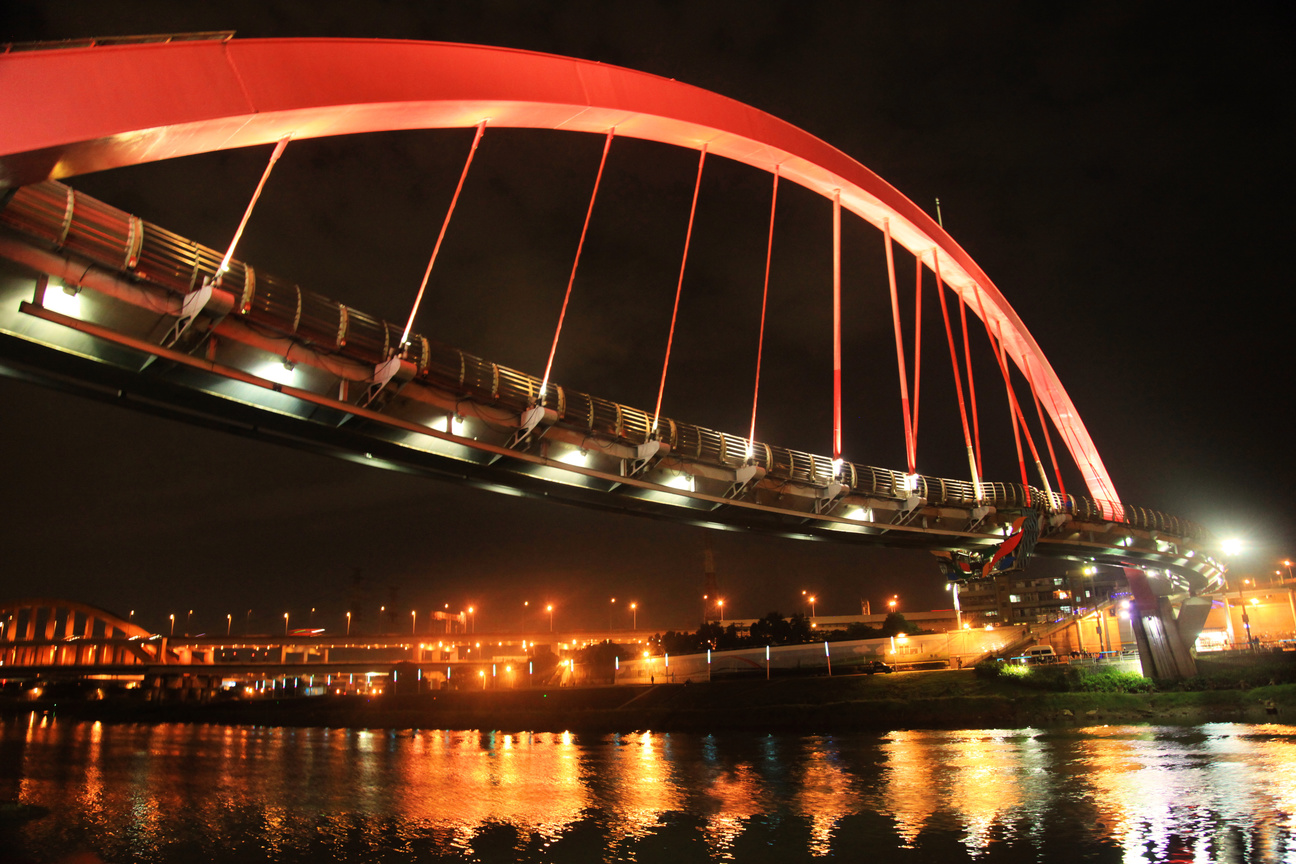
xmin=3 ymin=2 xmax=1292 ymax=637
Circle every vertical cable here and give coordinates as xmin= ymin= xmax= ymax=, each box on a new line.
xmin=216 ymin=135 xmax=291 ymax=282
xmin=1022 ymin=355 xmax=1068 ymax=502
xmin=991 ymin=317 xmax=1052 ymax=498
xmin=933 ymin=250 xmax=981 ymax=499
xmin=911 ymin=255 xmax=924 ymax=468
xmin=958 ymin=289 xmax=982 ymax=479
xmin=653 ymin=143 xmax=708 ymax=432
xmin=832 ymin=189 xmax=842 ymax=463
xmin=748 ymin=166 xmax=779 ymax=455
xmin=401 ymin=121 xmax=487 ymax=347
xmin=883 ymin=219 xmax=915 ymax=475
xmin=540 ymin=128 xmax=615 ymax=403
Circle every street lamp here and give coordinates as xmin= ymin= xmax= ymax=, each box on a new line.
xmin=186 ymin=609 xmax=193 ymax=635
xmin=630 ymin=602 xmax=638 ymax=630
xmin=169 ymin=613 xmax=175 ymax=636
xmin=380 ymin=606 xmax=386 ymax=635
xmin=411 ymin=609 xmax=417 ymax=635
xmin=346 ymin=611 xmax=352 ymax=636
xmin=226 ymin=613 xmax=232 ymax=636
xmin=468 ymin=606 xmax=475 ymax=633
xmin=547 ymin=604 xmax=554 ymax=632
xmin=1284 ymin=560 xmax=1293 ymax=581
xmin=716 ymin=599 xmax=725 ymax=621
xmin=284 ymin=612 xmax=290 ymax=635
xmin=809 ymin=595 xmax=817 ymax=620
xmin=610 ymin=597 xmax=616 ymax=630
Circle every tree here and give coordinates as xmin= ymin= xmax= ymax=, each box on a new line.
xmin=881 ymin=612 xmax=912 ymax=637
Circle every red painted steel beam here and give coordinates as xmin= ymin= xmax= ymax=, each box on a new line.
xmin=0 ymin=37 xmax=1120 ymax=505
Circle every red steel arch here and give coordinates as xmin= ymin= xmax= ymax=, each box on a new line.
xmin=0 ymin=37 xmax=1119 ymax=504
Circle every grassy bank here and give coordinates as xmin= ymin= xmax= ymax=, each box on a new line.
xmin=6 ymin=669 xmax=1294 ymax=733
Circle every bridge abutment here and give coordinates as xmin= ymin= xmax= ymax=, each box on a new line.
xmin=1125 ymin=569 xmax=1199 ymax=680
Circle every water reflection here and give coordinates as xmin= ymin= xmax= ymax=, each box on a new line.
xmin=1 ymin=717 xmax=1293 ymax=862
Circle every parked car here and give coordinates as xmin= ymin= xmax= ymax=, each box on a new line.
xmin=863 ymin=660 xmax=894 ymax=674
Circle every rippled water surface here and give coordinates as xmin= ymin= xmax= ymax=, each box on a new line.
xmin=1 ymin=718 xmax=1293 ymax=862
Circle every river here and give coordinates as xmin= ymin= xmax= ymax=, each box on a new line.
xmin=1 ymin=715 xmax=1292 ymax=862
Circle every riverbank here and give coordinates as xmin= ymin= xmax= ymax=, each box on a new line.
xmin=5 ymin=670 xmax=1294 ymax=732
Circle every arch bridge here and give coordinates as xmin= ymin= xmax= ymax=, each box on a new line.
xmin=0 ymin=35 xmax=1222 ymax=677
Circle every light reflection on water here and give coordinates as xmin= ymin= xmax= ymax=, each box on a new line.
xmin=1 ymin=718 xmax=1293 ymax=863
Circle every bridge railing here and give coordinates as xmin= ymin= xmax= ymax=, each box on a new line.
xmin=0 ymin=179 xmax=1213 ymax=551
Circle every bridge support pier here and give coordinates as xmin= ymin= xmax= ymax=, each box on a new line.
xmin=1125 ymin=568 xmax=1197 ymax=680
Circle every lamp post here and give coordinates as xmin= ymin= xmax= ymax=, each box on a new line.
xmin=186 ymin=609 xmax=193 ymax=635
xmin=809 ymin=595 xmax=817 ymax=620
xmin=379 ymin=606 xmax=386 ymax=635
xmin=284 ymin=612 xmax=290 ymax=635
xmin=630 ymin=602 xmax=637 ymax=631
xmin=346 ymin=611 xmax=352 ymax=636
xmin=547 ymin=604 xmax=554 ymax=632
xmin=610 ymin=597 xmax=616 ymax=630
xmin=226 ymin=613 xmax=232 ymax=636
xmin=411 ymin=609 xmax=417 ymax=635
xmin=468 ymin=606 xmax=475 ymax=633
xmin=169 ymin=613 xmax=175 ymax=636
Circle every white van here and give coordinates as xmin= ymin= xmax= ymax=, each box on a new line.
xmin=1023 ymin=645 xmax=1058 ymax=664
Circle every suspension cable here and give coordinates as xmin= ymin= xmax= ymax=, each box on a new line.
xmin=911 ymin=254 xmax=924 ymax=471
xmin=999 ymin=329 xmax=1030 ymax=497
xmin=958 ymin=288 xmax=982 ymax=478
xmin=748 ymin=166 xmax=779 ymax=456
xmin=400 ymin=121 xmax=487 ymax=347
xmin=933 ymin=250 xmax=981 ymax=499
xmin=1022 ymin=356 xmax=1068 ymax=501
xmin=216 ymin=134 xmax=291 ymax=283
xmin=832 ymin=189 xmax=842 ymax=463
xmin=991 ymin=316 xmax=1052 ymax=498
xmin=540 ymin=128 xmax=615 ymax=404
xmin=652 ymin=143 xmax=708 ymax=433
xmin=969 ymin=282 xmax=1054 ymax=501
xmin=883 ymin=219 xmax=915 ymax=475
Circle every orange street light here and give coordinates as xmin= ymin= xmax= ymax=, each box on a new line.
xmin=547 ymin=604 xmax=554 ymax=631
xmin=284 ymin=612 xmax=289 ymax=635
xmin=630 ymin=602 xmax=638 ymax=630
xmin=346 ymin=611 xmax=352 ymax=636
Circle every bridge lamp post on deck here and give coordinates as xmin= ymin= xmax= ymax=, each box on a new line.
xmin=631 ymin=602 xmax=638 ymax=631
xmin=283 ymin=612 xmax=289 ymax=636
xmin=411 ymin=610 xmax=417 ymax=635
xmin=547 ymin=604 xmax=554 ymax=632
xmin=610 ymin=598 xmax=616 ymax=630
xmin=346 ymin=612 xmax=351 ymax=636
xmin=226 ymin=614 xmax=232 ymax=636
xmin=169 ymin=614 xmax=174 ymax=636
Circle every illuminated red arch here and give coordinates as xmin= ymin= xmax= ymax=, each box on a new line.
xmin=0 ymin=36 xmax=1119 ymax=504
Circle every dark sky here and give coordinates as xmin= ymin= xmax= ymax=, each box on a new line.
xmin=3 ymin=1 xmax=1293 ymax=636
